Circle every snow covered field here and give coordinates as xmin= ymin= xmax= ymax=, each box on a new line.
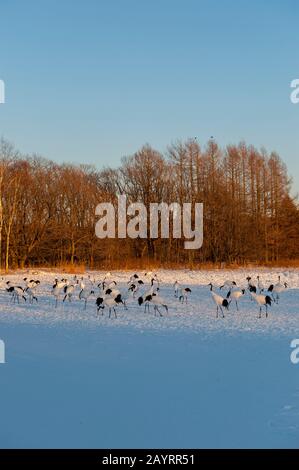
xmin=0 ymin=269 xmax=299 ymax=448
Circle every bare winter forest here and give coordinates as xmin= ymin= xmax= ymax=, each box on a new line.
xmin=0 ymin=137 xmax=298 ymax=271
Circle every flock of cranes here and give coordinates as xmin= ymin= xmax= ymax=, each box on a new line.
xmin=210 ymin=275 xmax=288 ymax=318
xmin=1 ymin=272 xmax=289 ymax=320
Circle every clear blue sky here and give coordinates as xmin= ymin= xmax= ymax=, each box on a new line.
xmin=1 ymin=0 xmax=299 ymax=191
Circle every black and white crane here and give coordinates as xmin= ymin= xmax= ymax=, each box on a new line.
xmin=266 ymin=276 xmax=288 ymax=303
xmin=173 ymin=281 xmax=180 ymax=298
xmin=26 ymin=285 xmax=39 ymax=304
xmin=96 ymin=293 xmax=124 ymax=318
xmin=209 ymin=283 xmax=230 ymax=318
xmin=79 ymin=287 xmax=95 ymax=309
xmin=226 ymin=288 xmax=245 ymax=311
xmin=51 ymin=278 xmax=67 ymax=308
xmin=179 ymin=287 xmax=192 ymax=303
xmin=219 ymin=280 xmax=237 ymax=290
xmin=128 ymin=273 xmax=139 ymax=284
xmin=62 ymin=279 xmax=78 ymax=302
xmin=128 ymin=282 xmax=140 ymax=299
xmin=138 ymin=293 xmax=168 ymax=317
xmin=250 ymin=292 xmax=272 ymax=318
xmin=23 ymin=278 xmax=40 ymax=290
xmin=246 ymin=276 xmax=257 ymax=295
xmin=6 ymin=282 xmax=27 ymax=303
xmin=256 ymin=275 xmax=265 ymax=293
xmin=103 ymin=285 xmax=128 ymax=310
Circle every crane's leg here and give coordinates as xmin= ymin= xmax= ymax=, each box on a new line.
xmin=156 ymin=306 xmax=162 ymax=317
xmin=97 ymin=306 xmax=104 ymax=316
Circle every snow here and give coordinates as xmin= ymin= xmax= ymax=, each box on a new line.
xmin=0 ymin=268 xmax=299 ymax=448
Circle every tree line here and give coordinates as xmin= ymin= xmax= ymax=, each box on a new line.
xmin=0 ymin=137 xmax=298 ymax=271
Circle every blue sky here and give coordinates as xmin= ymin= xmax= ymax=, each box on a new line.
xmin=0 ymin=0 xmax=299 ymax=191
